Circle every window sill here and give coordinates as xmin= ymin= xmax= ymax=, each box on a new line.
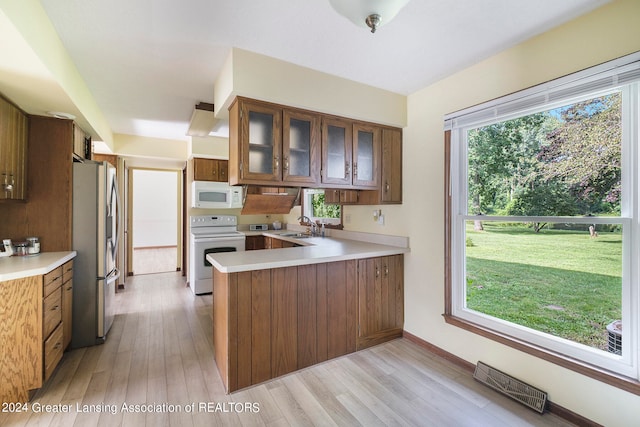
xmin=443 ymin=314 xmax=640 ymax=396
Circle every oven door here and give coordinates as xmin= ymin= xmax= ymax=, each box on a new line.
xmin=190 ymin=235 xmax=245 ymax=295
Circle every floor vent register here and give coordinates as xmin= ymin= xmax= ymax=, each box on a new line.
xmin=473 ymin=361 xmax=548 ymax=413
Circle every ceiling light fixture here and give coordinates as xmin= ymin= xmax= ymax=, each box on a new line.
xmin=46 ymin=111 xmax=76 ymax=120
xmin=329 ymin=0 xmax=410 ymax=33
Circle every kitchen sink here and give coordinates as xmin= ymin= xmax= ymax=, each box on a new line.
xmin=279 ymin=232 xmax=312 ymax=239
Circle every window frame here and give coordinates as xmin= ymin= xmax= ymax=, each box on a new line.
xmin=444 ymin=53 xmax=640 ymax=395
xmin=300 ymin=188 xmax=342 ymax=226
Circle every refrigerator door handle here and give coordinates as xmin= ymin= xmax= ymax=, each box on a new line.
xmin=111 ymin=173 xmax=122 ymax=262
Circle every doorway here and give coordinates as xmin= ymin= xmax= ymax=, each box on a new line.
xmin=129 ymin=168 xmax=182 ymax=275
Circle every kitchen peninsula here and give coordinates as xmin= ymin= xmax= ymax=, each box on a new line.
xmin=207 ymin=231 xmax=409 ymax=393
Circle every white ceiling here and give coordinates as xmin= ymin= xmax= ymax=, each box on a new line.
xmin=34 ymin=0 xmax=607 ymax=142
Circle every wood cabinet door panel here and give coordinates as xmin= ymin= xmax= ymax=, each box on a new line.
xmin=283 ymin=109 xmax=320 ymax=185
xmin=357 ymin=255 xmax=404 ymax=349
xmin=297 ymin=264 xmax=318 ymax=369
xmin=236 ymin=271 xmax=253 ymax=389
xmin=321 ymin=117 xmax=352 ymax=186
xmin=271 ymin=267 xmax=298 ymax=377
xmin=381 ymin=128 xmax=403 ymax=203
xmin=251 ymin=270 xmax=272 ymax=385
xmin=62 ymin=278 xmax=73 ymax=349
xmin=241 ymin=101 xmax=282 ymax=182
xmin=352 ymin=123 xmax=380 ymax=189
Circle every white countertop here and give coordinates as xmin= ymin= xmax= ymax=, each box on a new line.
xmin=208 ymin=232 xmax=409 ymax=273
xmin=0 ymin=251 xmax=77 ymax=281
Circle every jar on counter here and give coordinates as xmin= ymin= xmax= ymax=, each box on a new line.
xmin=26 ymin=237 xmax=40 ymax=254
xmin=13 ymin=241 xmax=29 ymax=256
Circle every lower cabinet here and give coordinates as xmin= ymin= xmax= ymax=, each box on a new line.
xmin=214 ymin=260 xmax=358 ymax=393
xmin=0 ymin=259 xmax=74 ymax=403
xmin=245 ymin=235 xmax=265 ymax=250
xmin=62 ymin=260 xmax=73 ymax=349
xmin=357 ymin=254 xmax=404 ymax=349
xmin=213 ymin=254 xmax=403 ymax=393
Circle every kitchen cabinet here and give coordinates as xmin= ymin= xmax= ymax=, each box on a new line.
xmin=325 ymin=127 xmax=402 ymax=205
xmin=0 ymin=116 xmax=74 ymax=251
xmin=379 ymin=127 xmax=402 ymax=203
xmin=351 ymin=122 xmax=380 ymax=188
xmin=229 ymin=97 xmax=320 ymax=186
xmin=213 ymin=259 xmax=358 ymax=392
xmin=264 ymin=236 xmax=297 ymax=249
xmin=62 ymin=260 xmax=74 ymax=349
xmin=357 ymin=254 xmax=404 ymax=350
xmin=321 ymin=116 xmax=352 ymax=187
xmin=73 ymin=123 xmax=91 ymax=160
xmin=193 ymin=157 xmax=229 ymax=182
xmin=245 ymin=235 xmax=265 ymax=250
xmin=43 ymin=266 xmax=64 ymax=381
xmin=0 ymin=95 xmax=28 ymax=201
xmin=321 ymin=118 xmax=380 ymax=190
xmin=0 ymin=259 xmax=73 ymax=403
xmin=324 ymin=189 xmax=360 ymax=205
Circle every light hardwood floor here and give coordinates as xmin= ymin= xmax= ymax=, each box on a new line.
xmin=1 ymin=272 xmax=575 ymax=427
xmin=132 ymin=247 xmax=177 ymax=275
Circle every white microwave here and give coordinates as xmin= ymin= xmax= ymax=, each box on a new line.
xmin=191 ymin=181 xmax=243 ymax=209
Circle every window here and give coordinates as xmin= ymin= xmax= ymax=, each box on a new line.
xmin=445 ymin=53 xmax=640 ymax=387
xmin=301 ymin=189 xmax=341 ymax=225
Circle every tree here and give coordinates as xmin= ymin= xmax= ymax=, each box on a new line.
xmin=467 ymin=114 xmax=546 ymax=215
xmin=538 ymin=93 xmax=622 ymax=212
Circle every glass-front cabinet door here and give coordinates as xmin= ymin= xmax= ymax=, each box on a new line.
xmin=321 ymin=117 xmax=352 ymax=186
xmin=352 ymin=123 xmax=380 ymax=189
xmin=282 ymin=109 xmax=320 ymax=185
xmin=241 ymin=101 xmax=282 ymax=182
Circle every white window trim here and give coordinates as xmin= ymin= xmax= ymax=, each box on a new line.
xmin=447 ymin=55 xmax=640 ymax=382
xmin=302 ymin=188 xmax=341 ymax=225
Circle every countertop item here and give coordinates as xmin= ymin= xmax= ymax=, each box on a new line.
xmin=0 ymin=251 xmax=77 ymax=281
xmin=207 ymin=231 xmax=409 ymax=273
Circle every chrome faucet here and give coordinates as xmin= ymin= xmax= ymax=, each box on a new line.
xmin=297 ymin=215 xmax=312 ymax=224
xmin=297 ymin=215 xmax=316 ymax=235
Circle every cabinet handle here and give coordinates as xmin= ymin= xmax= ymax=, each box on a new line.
xmin=283 ymin=156 xmax=289 ymax=171
xmin=384 ymin=265 xmax=389 ymax=277
xmin=345 ymin=162 xmax=351 ymax=178
xmin=51 ymin=305 xmax=60 ymax=311
xmin=54 ymin=342 xmax=62 ymax=350
xmin=66 ymin=286 xmax=72 ymax=291
xmin=385 ymin=181 xmax=390 ymax=192
xmin=375 ymin=267 xmax=380 ymax=278
xmin=274 ymin=155 xmax=280 ymax=171
xmin=353 ymin=162 xmax=358 ymax=177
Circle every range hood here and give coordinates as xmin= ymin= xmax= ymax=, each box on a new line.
xmin=241 ymin=186 xmax=300 ymax=215
xmin=187 ymin=102 xmax=216 ymax=137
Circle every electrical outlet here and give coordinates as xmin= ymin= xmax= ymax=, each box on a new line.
xmin=345 ymin=214 xmax=351 ymax=224
xmin=378 ymin=214 xmax=385 ymax=225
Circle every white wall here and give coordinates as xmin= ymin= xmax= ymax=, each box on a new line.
xmin=132 ymin=169 xmax=178 ymax=248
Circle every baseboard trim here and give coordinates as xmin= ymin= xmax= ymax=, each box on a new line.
xmin=402 ymin=330 xmax=602 ymax=427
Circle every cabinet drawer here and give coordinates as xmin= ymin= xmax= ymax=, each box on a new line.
xmin=44 ymin=266 xmax=63 ymax=297
xmin=43 ymin=287 xmax=62 ymax=338
xmin=62 ymin=260 xmax=74 ymax=283
xmin=44 ymin=323 xmax=64 ymax=381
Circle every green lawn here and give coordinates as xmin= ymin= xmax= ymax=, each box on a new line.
xmin=465 ymin=222 xmax=622 ymax=351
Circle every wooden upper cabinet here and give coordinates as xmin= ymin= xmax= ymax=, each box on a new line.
xmin=0 ymin=96 xmax=28 ymax=201
xmin=193 ymin=158 xmax=229 ymax=182
xmin=352 ymin=123 xmax=380 ymax=189
xmin=229 ymin=97 xmax=320 ymax=186
xmin=282 ymin=108 xmax=320 ymax=185
xmin=321 ymin=116 xmax=352 ymax=187
xmin=380 ymin=128 xmax=402 ymax=203
xmin=229 ymin=98 xmax=282 ymax=184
